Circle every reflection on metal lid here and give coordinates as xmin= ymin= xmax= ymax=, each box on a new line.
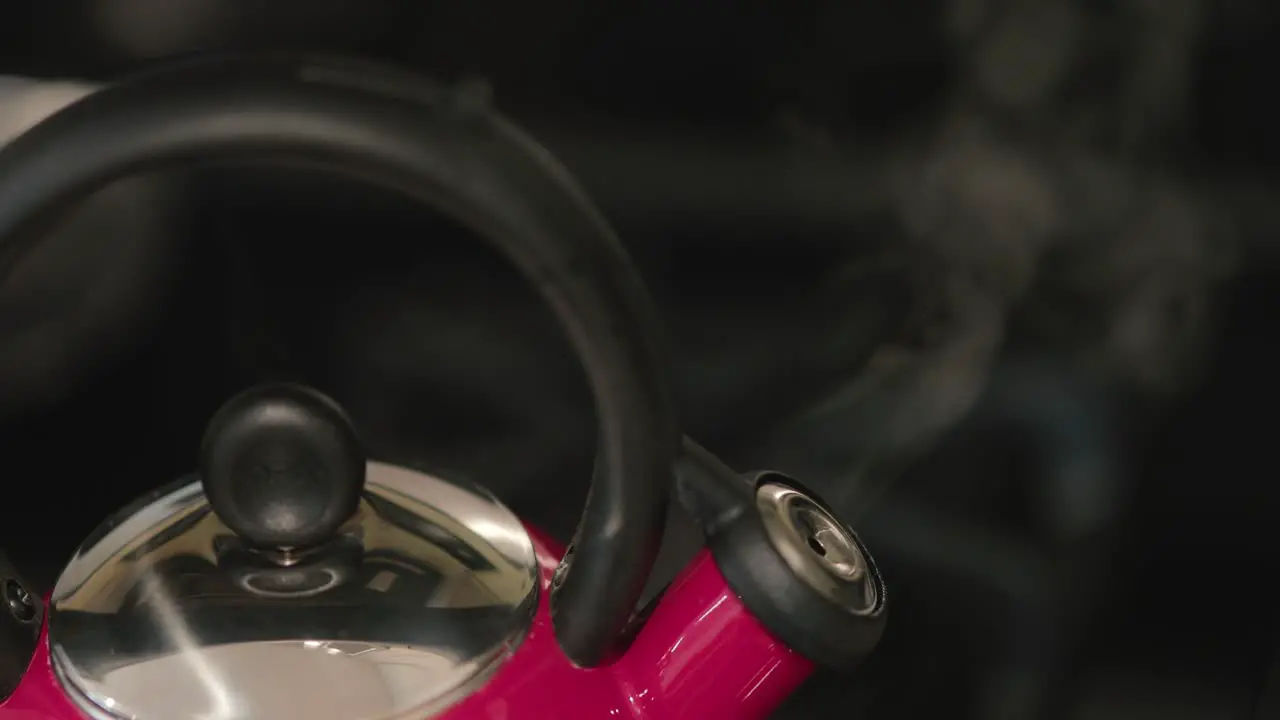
xmin=49 ymin=462 xmax=540 ymax=720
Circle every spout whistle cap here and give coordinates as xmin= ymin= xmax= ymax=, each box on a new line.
xmin=677 ymin=439 xmax=886 ymax=670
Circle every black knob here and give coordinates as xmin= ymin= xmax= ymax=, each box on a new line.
xmin=199 ymin=383 xmax=366 ymax=549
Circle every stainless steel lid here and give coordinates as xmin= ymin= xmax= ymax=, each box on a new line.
xmin=48 ymin=461 xmax=540 ymax=720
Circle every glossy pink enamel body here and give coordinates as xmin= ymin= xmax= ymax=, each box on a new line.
xmin=0 ymin=527 xmax=812 ymax=719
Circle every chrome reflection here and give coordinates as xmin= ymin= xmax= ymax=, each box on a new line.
xmin=49 ymin=462 xmax=540 ymax=720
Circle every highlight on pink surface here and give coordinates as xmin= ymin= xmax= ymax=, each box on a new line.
xmin=0 ymin=622 xmax=81 ymax=720
xmin=0 ymin=528 xmax=812 ymax=720
xmin=440 ymin=528 xmax=813 ymax=719
xmin=613 ymin=551 xmax=814 ymax=719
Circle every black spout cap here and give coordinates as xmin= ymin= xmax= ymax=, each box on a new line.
xmin=675 ymin=437 xmax=887 ymax=670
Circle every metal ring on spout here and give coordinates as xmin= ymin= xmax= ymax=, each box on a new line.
xmin=0 ymin=55 xmax=678 ymax=668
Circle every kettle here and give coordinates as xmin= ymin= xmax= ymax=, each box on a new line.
xmin=0 ymin=55 xmax=885 ymax=720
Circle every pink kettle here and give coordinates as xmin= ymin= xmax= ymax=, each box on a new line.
xmin=0 ymin=55 xmax=885 ymax=720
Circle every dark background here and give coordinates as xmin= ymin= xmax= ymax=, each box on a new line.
xmin=1 ymin=1 xmax=1279 ymax=718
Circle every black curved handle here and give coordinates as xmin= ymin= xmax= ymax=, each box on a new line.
xmin=0 ymin=55 xmax=678 ymax=667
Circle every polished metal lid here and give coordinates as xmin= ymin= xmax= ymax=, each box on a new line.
xmin=49 ymin=461 xmax=540 ymax=720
